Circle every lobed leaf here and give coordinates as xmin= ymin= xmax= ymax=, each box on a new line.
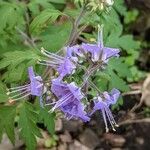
xmin=30 ymin=9 xmax=63 ymax=34
xmin=0 ymin=105 xmax=16 ymax=144
xmin=18 ymin=102 xmax=42 ymax=150
xmin=39 ymin=108 xmax=55 ymax=135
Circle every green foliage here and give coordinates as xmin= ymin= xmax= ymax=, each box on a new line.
xmin=0 ymin=50 xmax=40 ymax=82
xmin=18 ymin=102 xmax=42 ymax=150
xmin=39 ymin=108 xmax=55 ymax=135
xmin=0 ymin=105 xmax=16 ymax=144
xmin=124 ymin=9 xmax=139 ymax=24
xmin=28 ymin=0 xmax=55 ymax=16
xmin=0 ymin=82 xmax=9 ymax=102
xmin=0 ymin=2 xmax=24 ymax=33
xmin=0 ymin=0 xmax=145 ymax=149
xmin=39 ymin=23 xmax=71 ymax=51
xmin=30 ymin=8 xmax=63 ymax=34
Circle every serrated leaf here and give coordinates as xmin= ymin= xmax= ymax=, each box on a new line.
xmin=28 ymin=0 xmax=55 ymax=16
xmin=106 ymin=33 xmax=140 ymax=52
xmin=3 ymin=63 xmax=26 ymax=83
xmin=0 ymin=106 xmax=16 ymax=144
xmin=108 ymin=58 xmax=132 ymax=78
xmin=0 ymin=82 xmax=9 ymax=102
xmin=113 ymin=0 xmax=127 ymax=16
xmin=0 ymin=2 xmax=23 ymax=32
xmin=39 ymin=108 xmax=55 ymax=135
xmin=0 ymin=50 xmax=40 ymax=70
xmin=19 ymin=102 xmax=42 ymax=150
xmin=108 ymin=69 xmax=129 ymax=92
xmin=39 ymin=23 xmax=71 ymax=51
xmin=30 ymin=8 xmax=63 ymax=34
xmin=124 ymin=9 xmax=139 ymax=24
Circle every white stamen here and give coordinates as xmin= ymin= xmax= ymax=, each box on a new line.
xmin=41 ymin=47 xmax=64 ymax=60
xmin=51 ymin=93 xmax=73 ymax=111
xmin=102 ymin=108 xmax=109 ymax=133
xmin=7 ymin=86 xmax=30 ymax=94
xmin=10 ymin=92 xmax=31 ymax=101
xmin=8 ymin=84 xmax=30 ymax=90
xmin=39 ymin=59 xmax=60 ymax=65
xmin=105 ymin=107 xmax=116 ymax=131
xmin=37 ymin=62 xmax=58 ymax=67
xmin=107 ymin=108 xmax=118 ymax=126
xmin=9 ymin=89 xmax=30 ymax=99
xmin=45 ymin=102 xmax=57 ymax=106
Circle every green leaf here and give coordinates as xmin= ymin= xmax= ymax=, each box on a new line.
xmin=106 ymin=32 xmax=140 ymax=52
xmin=108 ymin=58 xmax=132 ymax=78
xmin=19 ymin=102 xmax=42 ymax=150
xmin=49 ymin=0 xmax=66 ymax=4
xmin=30 ymin=8 xmax=63 ymax=34
xmin=113 ymin=0 xmax=127 ymax=16
xmin=2 ymin=64 xmax=26 ymax=83
xmin=28 ymin=0 xmax=55 ymax=16
xmin=108 ymin=69 xmax=129 ymax=92
xmin=39 ymin=23 xmax=71 ymax=51
xmin=0 ymin=82 xmax=9 ymax=102
xmin=39 ymin=108 xmax=55 ymax=135
xmin=0 ymin=105 xmax=16 ymax=144
xmin=0 ymin=50 xmax=40 ymax=70
xmin=124 ymin=9 xmax=139 ymax=24
xmin=0 ymin=2 xmax=23 ymax=32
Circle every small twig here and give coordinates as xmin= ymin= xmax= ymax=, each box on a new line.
xmin=130 ymin=95 xmax=144 ymax=113
xmin=118 ymin=118 xmax=150 ymax=126
xmin=122 ymin=90 xmax=141 ymax=96
xmin=15 ymin=27 xmax=37 ymax=49
xmin=67 ymin=5 xmax=86 ymax=45
xmin=72 ymin=24 xmax=87 ymax=44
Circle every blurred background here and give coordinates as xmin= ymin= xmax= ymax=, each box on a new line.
xmin=0 ymin=0 xmax=150 ymax=149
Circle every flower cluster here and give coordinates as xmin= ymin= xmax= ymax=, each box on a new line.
xmin=7 ymin=27 xmax=120 ymax=132
xmin=87 ymin=0 xmax=114 ymax=11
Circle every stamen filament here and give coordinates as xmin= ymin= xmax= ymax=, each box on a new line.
xmin=37 ymin=62 xmax=58 ymax=68
xmin=10 ymin=92 xmax=31 ymax=101
xmin=51 ymin=93 xmax=73 ymax=111
xmin=8 ymin=84 xmax=30 ymax=90
xmin=41 ymin=47 xmax=64 ymax=60
xmin=102 ymin=108 xmax=109 ymax=132
xmin=9 ymin=89 xmax=30 ymax=99
xmin=39 ymin=60 xmax=60 ymax=65
xmin=7 ymin=86 xmax=29 ymax=95
xmin=45 ymin=102 xmax=57 ymax=106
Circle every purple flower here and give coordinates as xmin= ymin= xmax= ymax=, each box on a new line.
xmin=90 ymin=88 xmax=120 ymax=132
xmin=50 ymin=79 xmax=90 ymax=122
xmin=81 ymin=26 xmax=120 ymax=63
xmin=38 ymin=48 xmax=76 ymax=79
xmin=7 ymin=66 xmax=44 ymax=104
xmin=66 ymin=45 xmax=84 ymax=62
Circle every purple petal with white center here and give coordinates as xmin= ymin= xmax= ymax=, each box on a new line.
xmin=103 ymin=47 xmax=120 ymax=60
xmin=51 ymin=79 xmax=69 ymax=98
xmin=28 ymin=66 xmax=43 ymax=96
xmin=7 ymin=66 xmax=44 ymax=107
xmin=57 ymin=58 xmax=76 ymax=78
xmin=51 ymin=79 xmax=90 ymax=122
xmin=81 ymin=43 xmax=101 ymax=62
xmin=40 ymin=48 xmax=76 ymax=79
xmin=66 ymin=45 xmax=84 ymax=61
xmin=90 ymin=89 xmax=120 ymax=132
xmin=81 ymin=27 xmax=120 ymax=62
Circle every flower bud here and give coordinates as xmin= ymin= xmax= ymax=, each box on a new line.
xmin=87 ymin=0 xmax=114 ymax=11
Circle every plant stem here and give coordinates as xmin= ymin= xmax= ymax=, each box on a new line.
xmin=67 ymin=5 xmax=86 ymax=46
